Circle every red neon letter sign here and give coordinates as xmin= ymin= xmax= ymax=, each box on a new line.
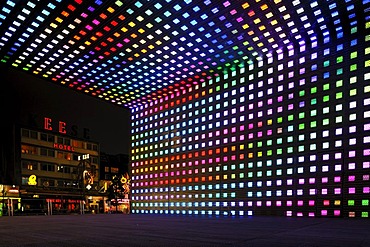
xmin=44 ymin=117 xmax=52 ymax=131
xmin=59 ymin=121 xmax=67 ymax=134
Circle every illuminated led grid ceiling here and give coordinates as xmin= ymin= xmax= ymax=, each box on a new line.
xmin=0 ymin=0 xmax=360 ymax=108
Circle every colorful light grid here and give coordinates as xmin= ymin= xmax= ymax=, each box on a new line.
xmin=130 ymin=0 xmax=370 ymax=218
xmin=1 ymin=0 xmax=365 ymax=108
xmin=0 ymin=0 xmax=369 ymax=218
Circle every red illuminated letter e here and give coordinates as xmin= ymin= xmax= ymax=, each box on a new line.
xmin=44 ymin=117 xmax=52 ymax=131
xmin=59 ymin=121 xmax=67 ymax=134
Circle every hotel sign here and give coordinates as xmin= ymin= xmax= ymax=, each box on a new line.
xmin=53 ymin=143 xmax=75 ymax=152
xmin=43 ymin=117 xmax=90 ymax=139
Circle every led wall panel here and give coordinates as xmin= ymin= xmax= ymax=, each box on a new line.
xmin=2 ymin=0 xmax=367 ymax=109
xmin=131 ymin=1 xmax=370 ymax=218
xmin=1 ymin=0 xmax=369 ymax=218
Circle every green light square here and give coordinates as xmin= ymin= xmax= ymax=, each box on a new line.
xmin=336 ymin=92 xmax=343 ymax=99
xmin=350 ymin=89 xmax=357 ymax=96
xmin=267 ymin=150 xmax=272 ymax=156
xmin=362 ymin=212 xmax=368 ymax=218
xmin=348 ymin=200 xmax=355 ymax=206
xmin=299 ymin=90 xmax=305 ymax=96
xmin=350 ymin=51 xmax=358 ymax=59
xmin=288 ymin=115 xmax=294 ymax=121
xmin=299 ymin=113 xmax=305 ymax=119
xmin=350 ymin=64 xmax=357 ymax=71
xmin=287 ymin=147 xmax=294 ymax=153
xmin=362 ymin=200 xmax=369 ymax=206
xmin=277 ymin=148 xmax=282 ymax=155
xmin=323 ymin=95 xmax=329 ymax=102
xmin=366 ymin=60 xmax=370 ymax=67
xmin=323 ymin=84 xmax=330 ymax=91
xmin=310 ymin=121 xmax=317 ymax=128
xmin=311 ymin=87 xmax=317 ymax=94
xmin=311 ymin=98 xmax=317 ymax=105
xmin=277 ymin=117 xmax=283 ymax=123
xmin=336 ymin=80 xmax=343 ymax=87
xmin=336 ymin=56 xmax=343 ymax=63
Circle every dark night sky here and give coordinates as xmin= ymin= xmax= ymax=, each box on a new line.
xmin=1 ymin=64 xmax=132 ymax=155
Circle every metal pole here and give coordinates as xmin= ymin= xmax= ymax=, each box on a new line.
xmin=2 ymin=187 xmax=4 ymax=216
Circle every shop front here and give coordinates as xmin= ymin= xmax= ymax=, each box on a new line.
xmin=0 ymin=184 xmax=21 ymax=216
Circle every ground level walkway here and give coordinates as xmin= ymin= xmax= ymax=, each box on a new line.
xmin=0 ymin=214 xmax=369 ymax=247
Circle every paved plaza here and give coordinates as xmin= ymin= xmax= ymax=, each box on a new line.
xmin=0 ymin=214 xmax=369 ymax=247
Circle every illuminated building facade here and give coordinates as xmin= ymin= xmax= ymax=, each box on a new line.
xmin=19 ymin=125 xmax=103 ymax=215
xmin=0 ymin=0 xmax=369 ymax=219
xmin=130 ymin=2 xmax=370 ymax=218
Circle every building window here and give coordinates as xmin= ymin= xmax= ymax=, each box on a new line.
xmin=111 ymin=167 xmax=119 ymax=173
xmin=41 ymin=178 xmax=55 ymax=187
xmin=22 ymin=160 xmax=38 ymax=170
xmin=57 ymin=165 xmax=64 ymax=173
xmin=57 ymin=165 xmax=71 ymax=174
xmin=40 ymin=162 xmax=55 ymax=172
xmin=21 ymin=176 xmax=29 ymax=186
xmin=56 ymin=137 xmax=71 ymax=145
xmin=40 ymin=133 xmax=55 ymax=142
xmin=86 ymin=143 xmax=98 ymax=151
xmin=72 ymin=167 xmax=78 ymax=174
xmin=91 ymin=156 xmax=98 ymax=164
xmin=72 ymin=139 xmax=84 ymax=148
xmin=86 ymin=143 xmax=92 ymax=150
xmin=64 ymin=138 xmax=71 ymax=146
xmin=21 ymin=145 xmax=37 ymax=155
xmin=57 ymin=151 xmax=72 ymax=161
xmin=40 ymin=148 xmax=55 ymax=157
xmin=21 ymin=129 xmax=38 ymax=139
